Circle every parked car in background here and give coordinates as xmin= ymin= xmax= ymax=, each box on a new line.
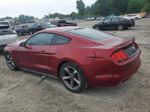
xmin=14 ymin=25 xmax=29 ymax=36
xmin=96 ymin=17 xmax=105 ymax=20
xmin=86 ymin=17 xmax=95 ymax=21
xmin=51 ymin=20 xmax=77 ymax=27
xmin=0 ymin=21 xmax=18 ymax=51
xmin=121 ymin=14 xmax=142 ymax=20
xmin=4 ymin=27 xmax=141 ymax=93
xmin=29 ymin=22 xmax=56 ymax=34
xmin=93 ymin=17 xmax=135 ymax=31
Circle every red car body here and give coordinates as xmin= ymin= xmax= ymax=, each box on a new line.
xmin=4 ymin=27 xmax=141 ymax=88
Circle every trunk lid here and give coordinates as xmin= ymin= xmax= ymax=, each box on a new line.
xmin=93 ymin=36 xmax=135 ymax=58
xmin=94 ymin=36 xmax=134 ymax=48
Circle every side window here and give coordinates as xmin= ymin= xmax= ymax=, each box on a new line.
xmin=112 ymin=18 xmax=119 ymax=22
xmin=103 ymin=18 xmax=112 ymax=23
xmin=51 ymin=34 xmax=71 ymax=45
xmin=26 ymin=33 xmax=54 ymax=46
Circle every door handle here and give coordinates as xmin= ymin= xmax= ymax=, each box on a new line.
xmin=49 ymin=53 xmax=56 ymax=55
xmin=41 ymin=51 xmax=56 ymax=55
xmin=41 ymin=51 xmax=48 ymax=54
xmin=41 ymin=51 xmax=45 ymax=53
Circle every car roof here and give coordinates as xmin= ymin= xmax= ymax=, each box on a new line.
xmin=44 ymin=26 xmax=82 ymax=32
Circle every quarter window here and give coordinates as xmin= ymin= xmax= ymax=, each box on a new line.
xmin=26 ymin=33 xmax=54 ymax=46
xmin=51 ymin=34 xmax=70 ymax=45
xmin=103 ymin=18 xmax=112 ymax=23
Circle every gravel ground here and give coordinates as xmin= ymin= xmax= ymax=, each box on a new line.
xmin=0 ymin=18 xmax=150 ymax=112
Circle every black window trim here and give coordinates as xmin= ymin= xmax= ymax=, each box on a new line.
xmin=25 ymin=32 xmax=54 ymax=46
xmin=25 ymin=32 xmax=71 ymax=46
xmin=50 ymin=34 xmax=72 ymax=45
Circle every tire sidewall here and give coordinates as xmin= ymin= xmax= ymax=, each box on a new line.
xmin=118 ymin=25 xmax=124 ymax=31
xmin=60 ymin=62 xmax=87 ymax=93
xmin=4 ymin=53 xmax=17 ymax=71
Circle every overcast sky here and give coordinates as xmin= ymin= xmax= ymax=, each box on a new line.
xmin=0 ymin=0 xmax=96 ymax=18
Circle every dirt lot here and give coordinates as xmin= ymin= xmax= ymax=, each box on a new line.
xmin=0 ymin=18 xmax=150 ymax=112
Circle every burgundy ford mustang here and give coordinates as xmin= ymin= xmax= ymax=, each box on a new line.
xmin=4 ymin=27 xmax=141 ymax=93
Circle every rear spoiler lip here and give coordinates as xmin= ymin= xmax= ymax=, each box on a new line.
xmin=93 ymin=37 xmax=135 ymax=58
xmin=114 ymin=37 xmax=135 ymax=49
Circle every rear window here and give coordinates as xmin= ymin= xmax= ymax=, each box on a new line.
xmin=68 ymin=28 xmax=113 ymax=40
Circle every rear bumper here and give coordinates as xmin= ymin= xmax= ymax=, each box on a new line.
xmin=84 ymin=50 xmax=141 ymax=87
xmin=92 ymin=57 xmax=140 ymax=87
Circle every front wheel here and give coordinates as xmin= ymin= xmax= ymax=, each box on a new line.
xmin=18 ymin=32 xmax=22 ymax=36
xmin=117 ymin=25 xmax=124 ymax=31
xmin=60 ymin=62 xmax=87 ymax=93
xmin=4 ymin=53 xmax=17 ymax=71
xmin=29 ymin=31 xmax=33 ymax=35
xmin=93 ymin=26 xmax=99 ymax=30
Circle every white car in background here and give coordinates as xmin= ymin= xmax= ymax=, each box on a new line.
xmin=0 ymin=21 xmax=18 ymax=51
xmin=121 ymin=14 xmax=142 ymax=20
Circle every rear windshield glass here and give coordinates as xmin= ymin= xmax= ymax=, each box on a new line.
xmin=68 ymin=28 xmax=113 ymax=40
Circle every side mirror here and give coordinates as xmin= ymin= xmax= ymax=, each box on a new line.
xmin=19 ymin=42 xmax=26 ymax=47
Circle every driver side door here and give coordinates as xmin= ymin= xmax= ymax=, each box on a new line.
xmin=102 ymin=18 xmax=112 ymax=30
xmin=18 ymin=33 xmax=54 ymax=73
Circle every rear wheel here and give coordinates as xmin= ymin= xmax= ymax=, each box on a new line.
xmin=29 ymin=31 xmax=33 ymax=35
xmin=18 ymin=32 xmax=22 ymax=36
xmin=60 ymin=62 xmax=87 ymax=93
xmin=117 ymin=25 xmax=124 ymax=31
xmin=5 ymin=53 xmax=17 ymax=71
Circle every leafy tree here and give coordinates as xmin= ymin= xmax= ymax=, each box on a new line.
xmin=110 ymin=0 xmax=128 ymax=14
xmin=127 ymin=0 xmax=144 ymax=13
xmin=142 ymin=0 xmax=150 ymax=11
xmin=76 ymin=0 xmax=85 ymax=16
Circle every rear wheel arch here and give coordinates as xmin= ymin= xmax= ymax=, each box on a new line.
xmin=57 ymin=61 xmax=69 ymax=76
xmin=57 ymin=60 xmax=84 ymax=77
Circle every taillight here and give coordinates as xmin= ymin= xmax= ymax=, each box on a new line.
xmin=133 ymin=41 xmax=139 ymax=48
xmin=112 ymin=50 xmax=128 ymax=63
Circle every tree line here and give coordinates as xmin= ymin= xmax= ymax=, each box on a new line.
xmin=76 ymin=0 xmax=150 ymax=17
xmin=1 ymin=0 xmax=150 ymax=23
xmin=44 ymin=0 xmax=150 ymax=19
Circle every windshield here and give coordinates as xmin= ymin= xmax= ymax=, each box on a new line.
xmin=68 ymin=28 xmax=113 ymax=41
xmin=0 ymin=22 xmax=10 ymax=26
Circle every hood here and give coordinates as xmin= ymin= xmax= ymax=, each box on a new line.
xmin=7 ymin=39 xmax=27 ymax=46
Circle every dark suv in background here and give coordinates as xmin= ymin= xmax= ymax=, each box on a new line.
xmin=14 ymin=25 xmax=29 ymax=36
xmin=29 ymin=22 xmax=56 ymax=34
xmin=51 ymin=20 xmax=77 ymax=27
xmin=93 ymin=17 xmax=135 ymax=31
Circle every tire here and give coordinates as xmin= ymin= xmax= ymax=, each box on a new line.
xmin=29 ymin=31 xmax=33 ymax=35
xmin=18 ymin=32 xmax=22 ymax=36
xmin=117 ymin=25 xmax=124 ymax=31
xmin=60 ymin=62 xmax=88 ymax=93
xmin=93 ymin=26 xmax=99 ymax=30
xmin=4 ymin=53 xmax=17 ymax=71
